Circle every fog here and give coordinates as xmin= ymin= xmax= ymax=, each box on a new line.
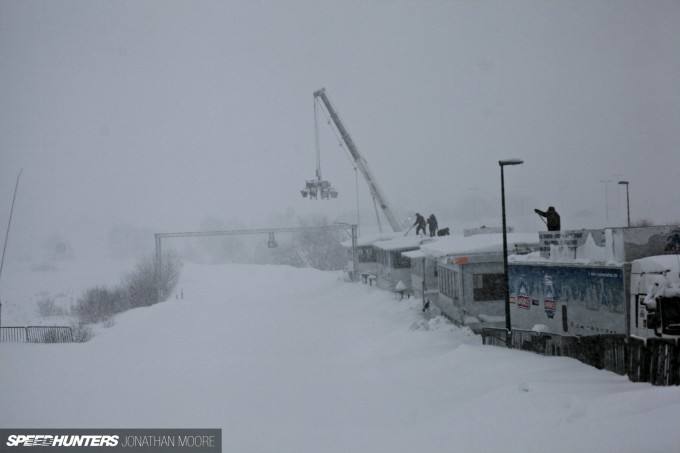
xmin=1 ymin=0 xmax=679 ymax=262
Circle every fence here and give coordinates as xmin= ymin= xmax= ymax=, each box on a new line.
xmin=481 ymin=328 xmax=679 ymax=386
xmin=0 ymin=326 xmax=74 ymax=343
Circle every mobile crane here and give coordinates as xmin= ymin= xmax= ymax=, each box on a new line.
xmin=311 ymin=88 xmax=403 ymax=233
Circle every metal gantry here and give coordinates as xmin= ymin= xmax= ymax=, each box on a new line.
xmin=154 ymin=224 xmax=358 ymax=302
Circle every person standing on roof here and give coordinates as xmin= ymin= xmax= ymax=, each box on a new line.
xmin=426 ymin=214 xmax=438 ymax=237
xmin=534 ymin=206 xmax=561 ymax=231
xmin=413 ymin=213 xmax=426 ymax=236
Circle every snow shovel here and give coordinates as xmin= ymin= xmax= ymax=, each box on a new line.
xmin=535 ymin=211 xmax=548 ymax=228
xmin=403 ymin=224 xmax=415 ymax=236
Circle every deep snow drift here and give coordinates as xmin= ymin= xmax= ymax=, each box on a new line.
xmin=1 ymin=261 xmax=680 ymax=452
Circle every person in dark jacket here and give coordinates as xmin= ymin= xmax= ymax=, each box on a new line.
xmin=426 ymin=214 xmax=438 ymax=237
xmin=413 ymin=213 xmax=426 ymax=235
xmin=535 ymin=206 xmax=561 ymax=231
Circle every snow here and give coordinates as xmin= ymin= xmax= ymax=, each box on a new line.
xmin=2 ymin=260 xmax=680 ymax=452
xmin=341 ymin=231 xmax=401 ymax=248
xmin=372 ymin=234 xmax=432 ymax=251
xmin=401 ymin=249 xmax=425 ymax=259
xmin=419 ymin=232 xmax=539 ymax=258
xmin=633 ymin=255 xmax=680 ymax=299
xmin=632 ymin=254 xmax=680 ymax=275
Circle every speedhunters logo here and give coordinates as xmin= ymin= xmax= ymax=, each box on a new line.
xmin=5 ymin=435 xmax=118 ymax=447
xmin=0 ymin=430 xmax=221 ymax=452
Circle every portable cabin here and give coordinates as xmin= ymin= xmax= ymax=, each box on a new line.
xmin=372 ymin=235 xmax=432 ymax=293
xmin=419 ymin=232 xmax=538 ymax=330
xmin=340 ymin=232 xmax=401 ymax=283
xmin=403 ymin=248 xmax=439 ymax=303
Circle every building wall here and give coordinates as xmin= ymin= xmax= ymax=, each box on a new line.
xmin=461 ymin=262 xmax=505 ymax=321
xmin=508 ymin=262 xmax=628 ymax=336
xmin=351 ymin=246 xmax=379 ymax=278
xmin=410 ymin=257 xmax=439 ymax=298
xmin=375 ymin=248 xmax=416 ymax=292
xmin=538 ymin=225 xmax=680 ymax=262
xmin=435 ymin=260 xmax=505 ymax=328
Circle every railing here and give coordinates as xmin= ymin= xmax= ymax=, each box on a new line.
xmin=627 ymin=337 xmax=680 ymax=386
xmin=481 ymin=328 xmax=679 ymax=386
xmin=0 ymin=326 xmax=74 ymax=343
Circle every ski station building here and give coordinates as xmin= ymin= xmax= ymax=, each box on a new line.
xmin=371 ymin=235 xmax=432 ymax=294
xmin=417 ymin=231 xmax=539 ymax=331
xmin=340 ymin=232 xmax=401 ymax=285
xmin=342 ymin=233 xmax=437 ymax=294
xmin=402 ymin=248 xmax=439 ymax=301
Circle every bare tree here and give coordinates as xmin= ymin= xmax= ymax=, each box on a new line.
xmin=292 ymin=215 xmax=346 ymax=271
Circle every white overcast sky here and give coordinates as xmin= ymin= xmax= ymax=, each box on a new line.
xmin=1 ymin=0 xmax=679 ymax=256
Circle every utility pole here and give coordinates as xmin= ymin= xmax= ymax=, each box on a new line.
xmin=499 ymin=159 xmax=523 ymax=345
xmin=600 ymin=180 xmax=612 ymax=221
xmin=0 ymin=169 xmax=23 ymax=329
xmin=618 ymin=181 xmax=631 ymax=227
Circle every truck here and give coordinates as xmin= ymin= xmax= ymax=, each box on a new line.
xmin=508 ymin=225 xmax=680 ymax=339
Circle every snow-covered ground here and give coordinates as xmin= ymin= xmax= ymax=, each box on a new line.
xmin=1 ymin=261 xmax=680 ymax=452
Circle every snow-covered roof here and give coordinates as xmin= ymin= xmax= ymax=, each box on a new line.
xmin=631 ymin=255 xmax=680 ymax=274
xmin=633 ymin=255 xmax=680 ymax=300
xmin=509 ymin=226 xmax=680 ymax=266
xmin=340 ymin=231 xmax=402 ymax=248
xmin=418 ymin=232 xmax=539 ymax=258
xmin=402 ymin=249 xmax=426 ymax=259
xmin=372 ymin=235 xmax=436 ymax=251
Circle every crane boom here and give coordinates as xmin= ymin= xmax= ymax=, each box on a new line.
xmin=313 ymin=88 xmax=403 ymax=233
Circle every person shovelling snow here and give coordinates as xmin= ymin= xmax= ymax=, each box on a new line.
xmin=413 ymin=213 xmax=426 ymax=236
xmin=534 ymin=206 xmax=561 ymax=231
xmin=426 ymin=214 xmax=438 ymax=237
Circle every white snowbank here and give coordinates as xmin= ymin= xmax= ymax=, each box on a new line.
xmin=1 ymin=261 xmax=679 ymax=453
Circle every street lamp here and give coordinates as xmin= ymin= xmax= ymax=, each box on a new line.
xmin=499 ymin=158 xmax=524 ymax=342
xmin=600 ymin=180 xmax=612 ymax=221
xmin=618 ymin=180 xmax=630 ymax=227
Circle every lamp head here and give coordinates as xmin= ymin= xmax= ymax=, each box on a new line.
xmin=499 ymin=159 xmax=524 ymax=166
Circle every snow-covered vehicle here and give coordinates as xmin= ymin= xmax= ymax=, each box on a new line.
xmin=508 ymin=226 xmax=680 ymax=339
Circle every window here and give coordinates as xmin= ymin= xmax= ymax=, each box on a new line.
xmin=412 ymin=258 xmax=424 ymax=276
xmin=357 ymin=247 xmax=376 ymax=263
xmin=377 ymin=250 xmax=388 ymax=266
xmin=438 ymin=270 xmax=446 ymax=296
xmin=393 ymin=251 xmax=411 ymax=269
xmin=438 ymin=267 xmax=458 ymax=299
xmin=473 ymin=273 xmax=504 ymax=301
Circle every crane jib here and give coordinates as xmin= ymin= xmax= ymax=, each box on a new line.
xmin=313 ymin=88 xmax=404 ymax=233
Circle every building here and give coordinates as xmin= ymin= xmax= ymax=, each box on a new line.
xmin=341 ymin=232 xmax=401 ymax=283
xmin=508 ymin=225 xmax=680 ymax=337
xmin=418 ymin=232 xmax=538 ymax=330
xmin=403 ymin=248 xmax=439 ymax=302
xmin=372 ymin=235 xmax=434 ymax=293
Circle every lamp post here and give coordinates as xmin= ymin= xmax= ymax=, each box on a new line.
xmin=618 ymin=180 xmax=630 ymax=227
xmin=600 ymin=180 xmax=612 ymax=221
xmin=499 ymin=159 xmax=524 ymax=342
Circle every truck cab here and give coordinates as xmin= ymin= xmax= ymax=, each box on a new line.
xmin=629 ymin=255 xmax=680 ymax=338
